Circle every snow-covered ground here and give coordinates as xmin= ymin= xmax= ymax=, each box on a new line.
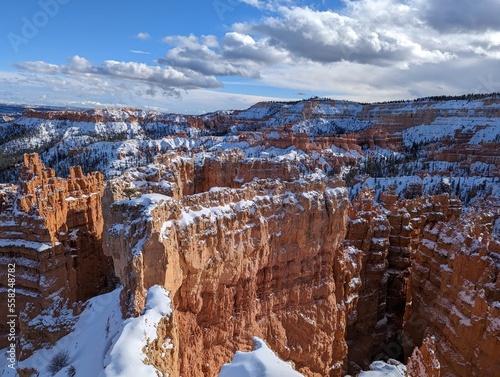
xmin=356 ymin=360 xmax=406 ymax=377
xmin=0 ymin=286 xmax=172 ymax=377
xmin=219 ymin=337 xmax=304 ymax=377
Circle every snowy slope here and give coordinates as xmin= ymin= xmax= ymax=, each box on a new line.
xmin=0 ymin=286 xmax=172 ymax=377
xmin=0 ymin=96 xmax=499 ymax=205
xmin=218 ymin=337 xmax=304 ymax=377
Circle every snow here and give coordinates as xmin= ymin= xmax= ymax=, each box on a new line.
xmin=469 ymin=123 xmax=500 ymax=144
xmin=0 ymin=239 xmax=55 ymax=252
xmin=218 ymin=337 xmax=304 ymax=377
xmin=357 ymin=360 xmax=406 ymax=377
xmin=124 ymin=193 xmax=171 ymax=218
xmin=265 ymin=131 xmax=282 ymax=139
xmin=402 ymin=122 xmax=463 ymax=147
xmin=351 ymin=174 xmax=500 ymax=205
xmin=178 ymin=204 xmax=232 ymax=229
xmin=235 ymin=200 xmax=257 ymax=214
xmin=0 ymin=289 xmax=122 ymax=377
xmin=102 ymin=286 xmax=172 ymax=377
xmin=402 ymin=116 xmax=500 ymax=147
xmin=0 ymin=286 xmax=172 ymax=377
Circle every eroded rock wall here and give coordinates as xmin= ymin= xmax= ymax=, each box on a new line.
xmin=102 ymin=151 xmax=500 ymax=377
xmin=103 ymin=167 xmax=358 ymax=377
xmin=403 ymin=205 xmax=500 ymax=377
xmin=343 ymin=188 xmax=498 ymax=377
xmin=0 ymin=154 xmax=114 ymax=354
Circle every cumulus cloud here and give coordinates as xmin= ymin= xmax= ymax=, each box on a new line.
xmin=15 ymin=56 xmax=222 ymax=97
xmin=234 ymin=2 xmax=455 ymax=66
xmin=9 ymin=0 xmax=500 ymax=111
xmin=160 ymin=34 xmax=264 ymax=78
xmin=154 ymin=0 xmax=499 ymax=98
xmin=160 ymin=0 xmax=499 ymax=82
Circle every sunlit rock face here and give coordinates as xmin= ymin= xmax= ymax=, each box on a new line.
xmin=1 ymin=94 xmax=499 ymax=376
xmin=103 ymin=153 xmax=358 ymax=377
xmin=0 ymin=154 xmax=114 ymax=356
xmin=403 ymin=202 xmax=500 ymax=377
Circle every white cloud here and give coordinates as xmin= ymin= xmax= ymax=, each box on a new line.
xmin=15 ymin=56 xmax=222 ymax=97
xmin=136 ymin=32 xmax=151 ymax=40
xmin=7 ymin=0 xmax=500 ymax=112
xmin=234 ymin=2 xmax=455 ymax=66
xmin=130 ymin=50 xmax=152 ymax=55
xmin=0 ymin=71 xmax=283 ymax=114
xmin=156 ymin=0 xmax=500 ymax=101
xmin=160 ymin=34 xmax=263 ymax=78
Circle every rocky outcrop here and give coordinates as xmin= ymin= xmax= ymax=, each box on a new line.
xmin=2 ymin=93 xmax=499 ymax=377
xmin=403 ymin=205 xmax=500 ymax=377
xmin=343 ymin=188 xmax=499 ymax=377
xmin=406 ymin=336 xmax=440 ymax=377
xmin=0 ymin=154 xmax=114 ymax=355
xmin=103 ymin=159 xmax=358 ymax=377
xmin=100 ymin=148 xmax=500 ymax=377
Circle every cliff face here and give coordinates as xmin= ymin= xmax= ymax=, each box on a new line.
xmin=1 ymin=96 xmax=499 ymax=377
xmin=406 ymin=335 xmax=441 ymax=377
xmin=343 ymin=188 xmax=500 ymax=377
xmin=99 ymin=150 xmax=500 ymax=377
xmin=403 ymin=204 xmax=500 ymax=377
xmin=103 ymin=154 xmax=358 ymax=377
xmin=0 ymin=154 xmax=114 ymax=355
xmin=344 ymin=189 xmax=392 ymax=372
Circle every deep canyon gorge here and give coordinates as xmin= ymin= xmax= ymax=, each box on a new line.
xmin=0 ymin=96 xmax=499 ymax=376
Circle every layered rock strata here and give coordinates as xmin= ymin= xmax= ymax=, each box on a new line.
xmin=101 ymin=152 xmax=499 ymax=377
xmin=0 ymin=154 xmax=114 ymax=354
xmin=403 ymin=205 xmax=500 ymax=377
xmin=2 ymin=150 xmax=498 ymax=377
xmin=343 ymin=188 xmax=498 ymax=377
xmin=103 ymin=164 xmax=357 ymax=377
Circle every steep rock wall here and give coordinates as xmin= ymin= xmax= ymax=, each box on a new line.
xmin=403 ymin=206 xmax=500 ymax=377
xmin=0 ymin=154 xmax=114 ymax=354
xmin=344 ymin=188 xmax=391 ymax=373
xmin=103 ymin=172 xmax=357 ymax=377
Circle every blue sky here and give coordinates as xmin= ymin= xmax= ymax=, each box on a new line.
xmin=1 ymin=0 xmax=500 ymax=114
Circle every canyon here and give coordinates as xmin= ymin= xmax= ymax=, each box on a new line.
xmin=0 ymin=96 xmax=499 ymax=376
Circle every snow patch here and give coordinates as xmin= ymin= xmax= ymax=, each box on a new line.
xmin=218 ymin=337 xmax=304 ymax=377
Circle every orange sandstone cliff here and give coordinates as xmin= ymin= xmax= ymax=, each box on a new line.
xmin=1 ymin=152 xmax=499 ymax=377
xmin=0 ymin=154 xmax=114 ymax=355
xmin=103 ymin=154 xmax=355 ymax=377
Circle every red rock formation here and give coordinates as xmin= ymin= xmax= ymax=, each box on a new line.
xmin=0 ymin=154 xmax=114 ymax=355
xmin=103 ymin=163 xmax=357 ymax=377
xmin=100 ymin=150 xmax=499 ymax=377
xmin=345 ymin=189 xmax=469 ymax=375
xmin=403 ymin=206 xmax=500 ymax=377
xmin=406 ymin=336 xmax=440 ymax=377
xmin=344 ymin=188 xmax=391 ymax=373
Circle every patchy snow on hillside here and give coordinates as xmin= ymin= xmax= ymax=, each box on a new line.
xmin=235 ymin=104 xmax=280 ymax=119
xmin=469 ymin=123 xmax=500 ymax=144
xmin=402 ymin=122 xmax=463 ymax=147
xmin=0 ymin=286 xmax=173 ymax=377
xmin=402 ymin=116 xmax=500 ymax=147
xmin=351 ymin=175 xmax=500 ymax=204
xmin=218 ymin=337 xmax=304 ymax=377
